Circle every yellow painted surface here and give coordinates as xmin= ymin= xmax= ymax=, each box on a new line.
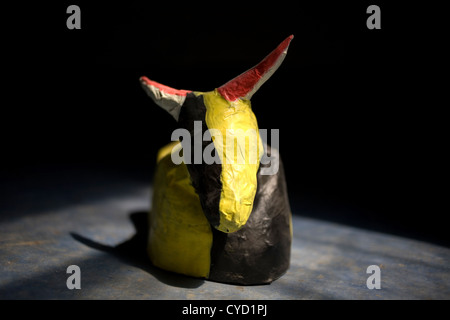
xmin=203 ymin=90 xmax=264 ymax=233
xmin=148 ymin=142 xmax=213 ymax=278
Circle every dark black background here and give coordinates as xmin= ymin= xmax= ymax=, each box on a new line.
xmin=1 ymin=2 xmax=447 ymax=245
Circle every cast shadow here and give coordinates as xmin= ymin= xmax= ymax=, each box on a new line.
xmin=70 ymin=211 xmax=205 ymax=289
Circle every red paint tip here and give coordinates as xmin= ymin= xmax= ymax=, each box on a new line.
xmin=140 ymin=76 xmax=191 ymax=96
xmin=217 ymin=35 xmax=294 ymax=101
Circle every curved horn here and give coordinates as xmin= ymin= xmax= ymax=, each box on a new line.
xmin=217 ymin=35 xmax=294 ymax=102
xmin=140 ymin=76 xmax=191 ymax=121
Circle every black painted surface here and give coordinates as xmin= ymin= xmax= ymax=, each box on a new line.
xmin=209 ymin=146 xmax=292 ymax=284
xmin=178 ymin=93 xmax=223 ymax=228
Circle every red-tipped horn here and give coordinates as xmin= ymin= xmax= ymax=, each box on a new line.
xmin=217 ymin=35 xmax=294 ymax=102
xmin=140 ymin=76 xmax=191 ymax=121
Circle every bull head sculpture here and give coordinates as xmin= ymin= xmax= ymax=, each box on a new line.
xmin=140 ymin=35 xmax=293 ymax=285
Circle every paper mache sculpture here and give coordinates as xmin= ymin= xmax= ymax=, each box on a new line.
xmin=140 ymin=35 xmax=294 ymax=285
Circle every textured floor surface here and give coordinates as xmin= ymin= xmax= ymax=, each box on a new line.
xmin=1 ymin=173 xmax=449 ymax=300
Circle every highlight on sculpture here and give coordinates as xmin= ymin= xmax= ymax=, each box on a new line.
xmin=140 ymin=35 xmax=294 ymax=285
